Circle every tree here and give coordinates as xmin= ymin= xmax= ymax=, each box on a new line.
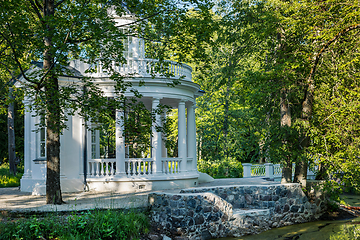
xmin=204 ymin=0 xmax=360 ymax=188
xmin=0 ymin=0 xmax=213 ymax=204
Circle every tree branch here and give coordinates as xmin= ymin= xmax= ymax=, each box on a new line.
xmin=29 ymin=0 xmax=43 ymax=20
xmin=0 ymin=30 xmax=37 ymax=85
xmin=116 ymin=10 xmax=166 ymax=28
xmin=34 ymin=0 xmax=43 ymax=11
xmin=54 ymin=0 xmax=67 ymax=9
xmin=307 ymin=24 xmax=360 ymax=85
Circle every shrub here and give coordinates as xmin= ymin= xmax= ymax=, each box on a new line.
xmin=0 ymin=163 xmax=23 ymax=188
xmin=0 ymin=210 xmax=149 ymax=240
xmin=198 ymin=157 xmax=243 ymax=179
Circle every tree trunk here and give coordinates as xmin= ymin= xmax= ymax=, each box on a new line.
xmin=44 ymin=0 xmax=63 ymax=204
xmin=280 ymin=88 xmax=292 ymax=183
xmin=293 ymin=159 xmax=307 ymax=186
xmin=8 ymin=87 xmax=16 ymax=176
xmin=293 ymin=83 xmax=315 ymax=187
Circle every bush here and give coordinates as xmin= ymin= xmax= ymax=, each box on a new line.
xmin=0 ymin=210 xmax=149 ymax=240
xmin=198 ymin=157 xmax=243 ymax=179
xmin=0 ymin=163 xmax=23 ymax=188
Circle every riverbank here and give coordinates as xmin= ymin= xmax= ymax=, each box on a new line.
xmin=1 ymin=179 xmax=358 ymax=240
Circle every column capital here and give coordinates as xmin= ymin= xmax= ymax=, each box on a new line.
xmin=178 ymin=100 xmax=186 ymax=105
xmin=152 ymin=97 xmax=161 ymax=102
xmin=186 ymin=101 xmax=196 ymax=108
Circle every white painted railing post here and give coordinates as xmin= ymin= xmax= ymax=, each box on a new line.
xmin=242 ymin=163 xmax=252 ymax=178
xmin=265 ymin=163 xmax=274 ymax=178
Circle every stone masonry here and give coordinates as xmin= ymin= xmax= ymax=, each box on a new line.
xmin=148 ymin=183 xmax=326 ymax=239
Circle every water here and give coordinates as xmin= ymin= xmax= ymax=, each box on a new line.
xmin=221 ymin=217 xmax=360 ymax=240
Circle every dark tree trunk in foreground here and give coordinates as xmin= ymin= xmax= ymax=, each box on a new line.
xmin=44 ymin=0 xmax=63 ymax=204
xmin=8 ymin=87 xmax=16 ymax=175
xmin=280 ymin=88 xmax=292 ymax=183
xmin=293 ymin=83 xmax=315 ymax=187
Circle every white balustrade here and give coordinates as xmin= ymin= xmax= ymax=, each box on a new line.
xmin=88 ymin=159 xmax=116 ymax=177
xmin=125 ymin=158 xmax=153 ymax=176
xmin=251 ymin=164 xmax=266 ymax=177
xmin=243 ymin=162 xmax=319 ymax=180
xmin=273 ymin=164 xmax=282 ymax=177
xmin=162 ymin=158 xmax=181 ymax=174
xmin=83 ymin=58 xmax=192 ymax=81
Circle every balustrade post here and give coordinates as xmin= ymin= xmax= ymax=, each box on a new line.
xmin=265 ymin=163 xmax=274 ymax=178
xmin=242 ymin=163 xmax=252 ymax=178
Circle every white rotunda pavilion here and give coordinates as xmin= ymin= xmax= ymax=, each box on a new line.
xmin=20 ymin=14 xmax=204 ymax=195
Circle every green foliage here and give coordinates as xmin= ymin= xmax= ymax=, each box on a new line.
xmin=194 ymin=0 xmax=360 ymax=189
xmin=0 ymin=163 xmax=23 ymax=188
xmin=329 ymin=223 xmax=360 ymax=240
xmin=198 ymin=157 xmax=243 ymax=179
xmin=0 ymin=210 xmax=149 ymax=240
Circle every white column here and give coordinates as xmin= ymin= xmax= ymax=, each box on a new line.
xmin=22 ymin=100 xmax=32 ymax=178
xmin=178 ymin=100 xmax=187 ymax=173
xmin=152 ymin=98 xmax=163 ymax=174
xmin=95 ymin=130 xmax=100 ymax=158
xmin=161 ymin=113 xmax=167 ymax=158
xmin=187 ymin=103 xmax=197 ymax=172
xmin=116 ymin=109 xmax=126 ymax=176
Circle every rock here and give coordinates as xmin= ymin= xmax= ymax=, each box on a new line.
xmin=148 ymin=234 xmax=162 ymax=240
xmin=162 ymin=235 xmax=172 ymax=240
xmin=200 ymin=230 xmax=212 ymax=240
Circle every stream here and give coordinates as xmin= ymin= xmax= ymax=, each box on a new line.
xmin=221 ymin=217 xmax=360 ymax=240
xmin=221 ymin=194 xmax=360 ymax=240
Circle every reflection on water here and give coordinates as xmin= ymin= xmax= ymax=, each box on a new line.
xmin=220 ymin=217 xmax=360 ymax=240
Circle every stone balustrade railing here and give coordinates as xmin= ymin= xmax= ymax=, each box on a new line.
xmin=125 ymin=158 xmax=153 ymax=176
xmin=88 ymin=158 xmax=116 ymax=177
xmin=243 ymin=163 xmax=317 ymax=180
xmin=88 ymin=157 xmax=189 ymax=178
xmin=162 ymin=158 xmax=181 ymax=174
xmin=70 ymin=59 xmax=192 ymax=81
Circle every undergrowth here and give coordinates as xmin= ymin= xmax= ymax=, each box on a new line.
xmin=0 ymin=163 xmax=23 ymax=188
xmin=0 ymin=209 xmax=149 ymax=240
xmin=198 ymin=157 xmax=243 ymax=179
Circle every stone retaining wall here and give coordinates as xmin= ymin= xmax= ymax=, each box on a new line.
xmin=148 ymin=183 xmax=326 ymax=239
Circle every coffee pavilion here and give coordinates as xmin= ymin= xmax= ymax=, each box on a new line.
xmin=20 ymin=13 xmax=204 ymax=195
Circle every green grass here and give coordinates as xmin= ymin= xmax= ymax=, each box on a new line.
xmin=0 ymin=210 xmax=149 ymax=240
xmin=0 ymin=163 xmax=23 ymax=188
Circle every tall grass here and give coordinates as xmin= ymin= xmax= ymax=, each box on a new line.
xmin=0 ymin=210 xmax=149 ymax=240
xmin=0 ymin=163 xmax=23 ymax=188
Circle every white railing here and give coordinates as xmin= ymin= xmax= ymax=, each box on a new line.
xmin=273 ymin=164 xmax=282 ymax=177
xmin=88 ymin=158 xmax=116 ymax=177
xmin=243 ymin=162 xmax=318 ymax=180
xmin=125 ymin=158 xmax=153 ymax=176
xmin=162 ymin=158 xmax=181 ymax=174
xmin=251 ymin=164 xmax=266 ymax=177
xmin=72 ymin=59 xmax=192 ymax=81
